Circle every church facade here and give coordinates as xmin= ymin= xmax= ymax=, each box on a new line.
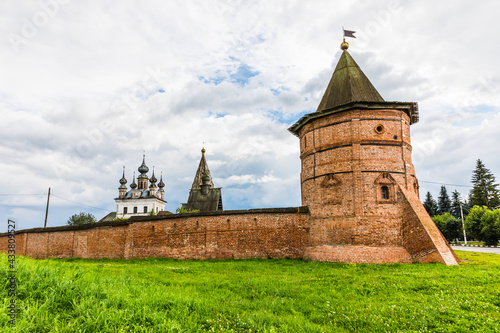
xmin=114 ymin=155 xmax=167 ymax=218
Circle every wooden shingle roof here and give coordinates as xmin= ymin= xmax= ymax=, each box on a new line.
xmin=316 ymin=50 xmax=384 ymax=112
xmin=288 ymin=47 xmax=419 ymax=136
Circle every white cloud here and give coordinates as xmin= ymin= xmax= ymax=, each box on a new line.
xmin=1 ymin=0 xmax=499 ymax=229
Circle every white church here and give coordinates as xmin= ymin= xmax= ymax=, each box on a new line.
xmin=114 ymin=155 xmax=167 ymax=218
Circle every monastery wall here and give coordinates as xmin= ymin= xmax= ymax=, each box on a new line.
xmin=0 ymin=208 xmax=310 ymax=260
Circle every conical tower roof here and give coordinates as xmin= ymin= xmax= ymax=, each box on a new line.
xmin=191 ymin=148 xmax=214 ymax=190
xmin=316 ymin=49 xmax=384 ymax=112
xmin=288 ymin=41 xmax=419 ymax=136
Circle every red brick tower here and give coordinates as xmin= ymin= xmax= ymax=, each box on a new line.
xmin=289 ymin=40 xmax=458 ymax=265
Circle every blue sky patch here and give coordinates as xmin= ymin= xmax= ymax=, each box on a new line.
xmin=208 ymin=111 xmax=228 ymax=118
xmin=270 ymin=86 xmax=289 ymax=96
xmin=230 ymin=64 xmax=259 ymax=86
xmin=198 ymin=75 xmax=226 ymax=85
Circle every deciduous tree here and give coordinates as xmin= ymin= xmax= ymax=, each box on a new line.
xmin=432 ymin=213 xmax=462 ymax=242
xmin=67 ymin=212 xmax=97 ymax=226
xmin=480 ymin=209 xmax=500 ymax=246
xmin=464 ymin=205 xmax=488 ymax=241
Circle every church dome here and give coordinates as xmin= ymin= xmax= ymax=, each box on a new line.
xmin=138 ymin=155 xmax=149 ymax=174
xmin=119 ymin=166 xmax=127 ymax=184
xmin=158 ymin=173 xmax=165 ymax=188
xmin=130 ymin=173 xmax=137 ymax=189
xmin=150 ymin=168 xmax=157 ymax=183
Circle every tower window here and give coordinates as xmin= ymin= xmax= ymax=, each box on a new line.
xmin=123 ymin=207 xmax=128 ymax=214
xmin=133 ymin=207 xmax=138 ymax=214
xmin=375 ymin=125 xmax=384 ymax=134
xmin=381 ymin=186 xmax=389 ymax=199
xmin=144 ymin=206 xmax=148 ymax=213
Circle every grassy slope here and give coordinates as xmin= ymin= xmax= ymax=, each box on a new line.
xmin=1 ymin=251 xmax=499 ymax=332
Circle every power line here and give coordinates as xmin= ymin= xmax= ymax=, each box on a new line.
xmin=0 ymin=192 xmax=111 ymax=211
xmin=419 ymin=180 xmax=473 ymax=188
xmin=0 ymin=193 xmax=46 ymax=196
xmin=50 ymin=194 xmax=111 ymax=211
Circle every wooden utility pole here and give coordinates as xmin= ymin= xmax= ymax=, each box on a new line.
xmin=44 ymin=187 xmax=51 ymax=228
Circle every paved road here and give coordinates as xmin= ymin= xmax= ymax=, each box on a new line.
xmin=451 ymin=245 xmax=500 ymax=255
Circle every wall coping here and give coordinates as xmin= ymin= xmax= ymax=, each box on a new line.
xmin=1 ymin=206 xmax=309 ymax=236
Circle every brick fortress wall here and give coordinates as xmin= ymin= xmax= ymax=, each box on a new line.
xmin=0 ymin=208 xmax=309 ymax=260
xmin=0 ymin=107 xmax=458 ymax=265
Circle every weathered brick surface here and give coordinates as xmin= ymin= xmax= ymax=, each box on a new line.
xmin=130 ymin=212 xmax=309 ymax=260
xmin=305 ymin=245 xmax=412 ymax=264
xmin=0 ymin=209 xmax=310 ymax=260
xmin=298 ymin=108 xmax=458 ymax=265
xmin=400 ymin=187 xmax=459 ymax=264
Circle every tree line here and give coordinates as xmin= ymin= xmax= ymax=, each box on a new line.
xmin=422 ymin=159 xmax=500 ymax=245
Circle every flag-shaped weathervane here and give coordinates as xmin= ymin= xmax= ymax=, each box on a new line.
xmin=343 ymin=28 xmax=356 ymax=38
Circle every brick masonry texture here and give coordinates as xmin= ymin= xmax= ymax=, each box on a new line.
xmin=297 ymin=108 xmax=457 ymax=265
xmin=0 ymin=208 xmax=310 ymax=260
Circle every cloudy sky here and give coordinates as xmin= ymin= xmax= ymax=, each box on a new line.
xmin=1 ymin=0 xmax=499 ymax=230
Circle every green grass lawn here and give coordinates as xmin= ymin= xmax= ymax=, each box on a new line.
xmin=1 ymin=251 xmax=499 ymax=332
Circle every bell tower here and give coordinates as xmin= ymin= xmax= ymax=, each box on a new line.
xmin=289 ymin=40 xmax=458 ymax=265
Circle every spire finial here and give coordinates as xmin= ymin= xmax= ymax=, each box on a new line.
xmin=341 ymin=28 xmax=355 ymax=50
xmin=340 ymin=38 xmax=349 ymax=50
xmin=158 ymin=171 xmax=165 ymax=188
xmin=130 ymin=171 xmax=137 ymax=189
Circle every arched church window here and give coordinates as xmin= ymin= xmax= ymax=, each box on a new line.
xmin=381 ymin=186 xmax=389 ymax=199
xmin=123 ymin=207 xmax=128 ymax=214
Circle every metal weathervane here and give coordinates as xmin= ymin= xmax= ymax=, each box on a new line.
xmin=342 ymin=27 xmax=356 ymax=39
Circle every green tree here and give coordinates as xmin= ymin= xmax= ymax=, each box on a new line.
xmin=432 ymin=213 xmax=462 ymax=242
xmin=437 ymin=186 xmax=452 ymax=215
xmin=67 ymin=212 xmax=97 ymax=226
xmin=469 ymin=159 xmax=500 ymax=209
xmin=423 ymin=191 xmax=438 ymax=217
xmin=480 ymin=209 xmax=500 ymax=246
xmin=450 ymin=190 xmax=463 ymax=219
xmin=464 ymin=205 xmax=489 ymax=241
xmin=175 ymin=206 xmax=200 ymax=214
